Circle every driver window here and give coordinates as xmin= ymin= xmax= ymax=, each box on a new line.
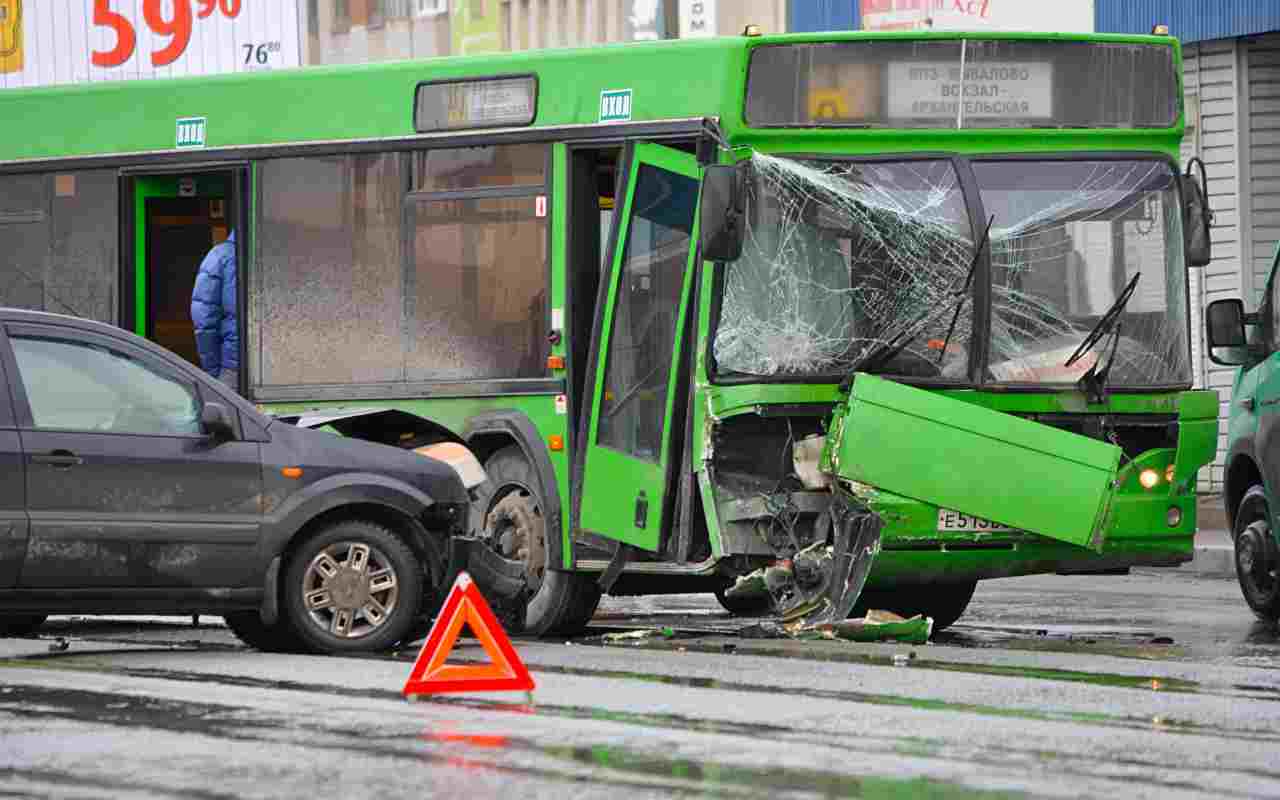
xmin=10 ymin=336 xmax=201 ymax=436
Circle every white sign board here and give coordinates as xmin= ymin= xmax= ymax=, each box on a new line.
xmin=887 ymin=61 xmax=1053 ymax=120
xmin=0 ymin=0 xmax=301 ymax=90
xmin=861 ymin=0 xmax=1094 ymax=34
xmin=679 ymin=0 xmax=716 ymax=38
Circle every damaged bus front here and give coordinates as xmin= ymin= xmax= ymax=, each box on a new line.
xmin=689 ymin=35 xmax=1220 ymax=627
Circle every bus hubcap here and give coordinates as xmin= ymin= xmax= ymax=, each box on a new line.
xmin=485 ymin=490 xmax=546 ymax=593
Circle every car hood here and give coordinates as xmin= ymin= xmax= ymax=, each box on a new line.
xmin=264 ymin=419 xmax=469 ymax=505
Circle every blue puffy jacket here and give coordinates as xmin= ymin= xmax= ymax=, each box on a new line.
xmin=190 ymin=230 xmax=238 ymax=375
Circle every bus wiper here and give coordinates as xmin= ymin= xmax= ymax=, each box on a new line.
xmin=842 ymin=215 xmax=993 ymax=387
xmin=1064 ymin=271 xmax=1141 ymax=403
xmin=936 ymin=215 xmax=995 ymax=366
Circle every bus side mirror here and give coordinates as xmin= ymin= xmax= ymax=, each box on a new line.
xmin=1182 ymin=159 xmax=1213 ymax=268
xmin=700 ymin=163 xmax=748 ymax=262
xmin=1206 ymin=298 xmax=1248 ymax=365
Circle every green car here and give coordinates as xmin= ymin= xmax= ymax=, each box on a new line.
xmin=1206 ymin=254 xmax=1280 ymax=622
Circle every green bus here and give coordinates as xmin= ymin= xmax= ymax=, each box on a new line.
xmin=0 ymin=29 xmax=1220 ymax=640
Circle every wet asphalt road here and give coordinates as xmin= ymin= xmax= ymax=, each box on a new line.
xmin=1 ymin=569 xmax=1278 ymax=799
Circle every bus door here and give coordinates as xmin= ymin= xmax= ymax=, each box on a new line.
xmin=121 ymin=166 xmax=249 ymax=385
xmin=576 ymin=142 xmax=701 ymax=552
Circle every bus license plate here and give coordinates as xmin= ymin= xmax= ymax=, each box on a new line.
xmin=937 ymin=508 xmax=1015 ymax=532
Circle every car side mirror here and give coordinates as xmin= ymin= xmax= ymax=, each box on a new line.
xmin=699 ymin=162 xmax=750 ymax=263
xmin=1206 ymin=298 xmax=1249 ymax=365
xmin=1182 ymin=158 xmax=1213 ymax=268
xmin=201 ymin=401 xmax=236 ymax=441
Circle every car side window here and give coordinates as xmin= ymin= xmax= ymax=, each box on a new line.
xmin=10 ymin=335 xmax=202 ymax=436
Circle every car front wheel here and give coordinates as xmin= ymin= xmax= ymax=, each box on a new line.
xmin=1234 ymin=485 xmax=1280 ymax=622
xmin=283 ymin=520 xmax=424 ymax=653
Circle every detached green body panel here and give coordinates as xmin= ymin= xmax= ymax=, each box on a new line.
xmin=826 ymin=374 xmax=1121 ymax=551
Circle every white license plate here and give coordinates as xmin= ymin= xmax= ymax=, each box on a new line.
xmin=936 ymin=508 xmax=1015 ymax=532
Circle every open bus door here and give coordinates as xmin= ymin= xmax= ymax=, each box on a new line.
xmin=120 ymin=165 xmax=249 ymax=390
xmin=576 ymin=142 xmax=701 ymax=553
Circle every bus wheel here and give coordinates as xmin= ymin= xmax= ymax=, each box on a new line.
xmin=1234 ymin=485 xmax=1280 ymax=621
xmin=850 ymin=581 xmax=978 ymax=632
xmin=473 ymin=446 xmax=601 ymax=637
xmin=0 ymin=614 xmax=47 ymax=637
xmin=712 ymin=586 xmax=772 ymax=616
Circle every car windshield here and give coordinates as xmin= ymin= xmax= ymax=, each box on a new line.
xmin=710 ymin=155 xmax=1191 ymax=388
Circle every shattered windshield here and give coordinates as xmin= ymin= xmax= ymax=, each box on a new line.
xmin=713 ymin=155 xmax=975 ymax=380
xmin=977 ymin=159 xmax=1190 ymax=386
xmin=710 ymin=154 xmax=1191 ymax=389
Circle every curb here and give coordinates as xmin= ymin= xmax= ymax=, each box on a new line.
xmin=1178 ymin=543 xmax=1235 ymax=579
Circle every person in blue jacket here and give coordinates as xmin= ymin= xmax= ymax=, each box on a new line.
xmin=190 ymin=230 xmax=239 ymax=393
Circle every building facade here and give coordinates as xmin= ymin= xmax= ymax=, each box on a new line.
xmin=300 ymin=0 xmax=789 ymax=64
xmin=1096 ymin=1 xmax=1280 ymax=492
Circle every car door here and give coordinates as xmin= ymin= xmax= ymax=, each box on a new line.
xmin=1252 ymin=247 xmax=1280 ymax=518
xmin=576 ymin=142 xmax=701 ymax=552
xmin=0 ymin=329 xmax=27 ymax=587
xmin=1 ymin=321 xmax=262 ymax=590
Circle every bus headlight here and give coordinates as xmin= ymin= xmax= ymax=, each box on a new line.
xmin=1167 ymin=506 xmax=1183 ymax=527
xmin=1139 ymin=468 xmax=1160 ymax=490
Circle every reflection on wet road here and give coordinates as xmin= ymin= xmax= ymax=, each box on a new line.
xmin=1 ymin=571 xmax=1278 ymax=798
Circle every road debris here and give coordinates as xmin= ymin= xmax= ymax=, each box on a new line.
xmin=740 ymin=609 xmax=932 ymax=645
xmin=602 ymin=627 xmax=677 ymax=644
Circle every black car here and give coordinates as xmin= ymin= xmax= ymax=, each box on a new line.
xmin=0 ymin=309 xmax=471 ymax=654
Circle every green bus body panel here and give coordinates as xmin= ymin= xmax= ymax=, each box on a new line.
xmin=1175 ymin=390 xmax=1220 ymax=493
xmin=828 ymin=374 xmax=1121 ymax=551
xmin=0 ymin=32 xmax=1178 ymax=166
xmin=580 ymin=142 xmax=701 ymax=552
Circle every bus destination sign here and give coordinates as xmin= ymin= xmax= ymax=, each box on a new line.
xmin=888 ymin=61 xmax=1052 ymax=120
xmin=415 ymin=76 xmax=537 ymax=132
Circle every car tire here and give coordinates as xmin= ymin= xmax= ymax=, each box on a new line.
xmin=0 ymin=614 xmax=47 ymax=637
xmin=222 ymin=611 xmax=309 ymax=653
xmin=1233 ymin=485 xmax=1280 ymax=622
xmin=282 ymin=520 xmax=424 ymax=654
xmin=712 ymin=586 xmax=772 ymax=616
xmin=471 ymin=445 xmax=601 ymax=637
xmin=850 ymin=580 xmax=978 ymax=631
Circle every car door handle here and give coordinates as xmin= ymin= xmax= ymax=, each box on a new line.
xmin=31 ymin=450 xmax=83 ymax=468
xmin=1241 ymin=397 xmax=1257 ymax=411
xmin=1262 ymin=398 xmax=1280 ymax=407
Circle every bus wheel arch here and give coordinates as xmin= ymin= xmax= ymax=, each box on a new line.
xmin=463 ymin=411 xmax=566 ymax=571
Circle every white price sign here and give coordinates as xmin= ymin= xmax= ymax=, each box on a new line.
xmin=1 ymin=0 xmax=300 ymax=90
xmin=888 ymin=61 xmax=1053 ymax=120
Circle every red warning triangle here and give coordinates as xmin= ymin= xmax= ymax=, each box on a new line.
xmin=402 ymin=572 xmax=535 ymax=696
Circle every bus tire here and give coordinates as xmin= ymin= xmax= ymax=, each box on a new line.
xmin=712 ymin=586 xmax=772 ymax=616
xmin=850 ymin=580 xmax=978 ymax=631
xmin=0 ymin=614 xmax=47 ymax=637
xmin=1234 ymin=485 xmax=1280 ymax=621
xmin=472 ymin=445 xmax=600 ymax=637
xmin=222 ymin=611 xmax=308 ymax=653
